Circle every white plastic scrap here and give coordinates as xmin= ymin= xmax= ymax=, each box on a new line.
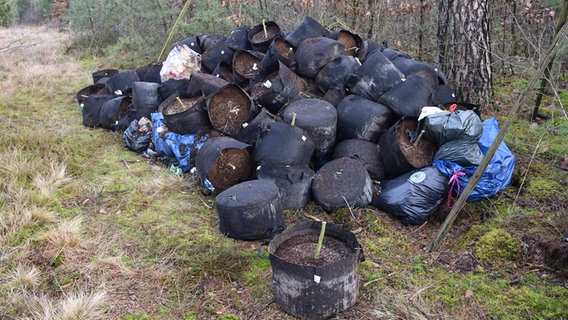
xmin=160 ymin=44 xmax=202 ymax=82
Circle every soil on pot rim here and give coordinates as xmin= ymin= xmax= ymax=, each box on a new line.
xmin=250 ymin=25 xmax=280 ymax=43
xmin=275 ymin=39 xmax=295 ymax=59
xmin=274 ymin=233 xmax=352 ymax=267
xmin=206 ymin=148 xmax=252 ymax=191
xmin=163 ymin=96 xmax=201 ymax=115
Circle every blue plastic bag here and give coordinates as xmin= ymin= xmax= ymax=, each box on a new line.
xmin=433 ymin=117 xmax=515 ymax=202
xmin=150 ymin=112 xmax=209 ymax=172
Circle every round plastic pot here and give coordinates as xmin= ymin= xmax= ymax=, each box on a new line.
xmin=232 ymin=108 xmax=277 ymax=146
xmin=378 ymin=118 xmax=436 ymax=179
xmin=311 ymin=157 xmax=373 ymax=212
xmin=336 ymin=95 xmax=395 ymax=143
xmin=268 ymin=220 xmax=363 ymax=320
xmin=250 ymin=61 xmax=307 ymax=115
xmin=224 ymin=25 xmax=252 ymax=51
xmin=201 ymin=41 xmax=234 ymax=73
xmin=196 ymin=136 xmax=254 ymax=193
xmin=131 ymin=81 xmax=161 ymax=120
xmin=332 ymin=29 xmax=363 ymax=57
xmin=254 ymin=121 xmax=315 ymax=167
xmin=187 ymin=72 xmax=230 ymax=97
xmin=216 ymin=179 xmax=285 ymax=241
xmin=281 ymin=98 xmax=337 ymax=156
xmin=257 ymin=163 xmax=315 ymax=210
xmin=99 ymin=95 xmax=132 ymax=131
xmin=284 ymin=16 xmax=330 ymax=48
xmin=296 ymin=37 xmax=345 ymax=78
xmin=390 ymin=56 xmax=439 ymax=90
xmin=211 ymin=61 xmax=237 ymax=83
xmin=232 ymin=49 xmax=264 ymax=84
xmin=377 ymin=74 xmax=438 ymax=118
xmin=261 ymin=37 xmax=297 ymax=72
xmin=171 ymin=35 xmax=202 ymax=54
xmin=82 ymin=94 xmax=111 ymax=128
xmin=160 ymin=92 xmax=211 ymax=135
xmin=206 ymin=83 xmax=255 ymax=136
xmin=158 ymin=79 xmax=190 ymax=101
xmin=315 ymin=55 xmax=359 ymax=93
xmin=106 ymin=70 xmax=140 ymax=94
xmin=136 ymin=63 xmax=162 ymax=83
xmin=332 ymin=139 xmax=386 ymax=181
xmin=92 ymin=69 xmax=118 ymax=84
xmin=76 ymin=83 xmax=106 ymax=105
xmin=248 ymin=20 xmax=284 ymax=53
xmin=198 ymin=33 xmax=226 ymax=53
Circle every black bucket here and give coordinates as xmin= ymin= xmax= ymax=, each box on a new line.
xmin=232 ymin=50 xmax=264 ymax=84
xmin=201 ymin=41 xmax=235 ymax=74
xmin=131 ymin=81 xmax=161 ymax=120
xmin=311 ymin=157 xmax=373 ymax=212
xmin=195 ymin=136 xmax=254 ymax=193
xmin=332 ymin=30 xmax=363 ymax=57
xmin=159 ymin=92 xmax=211 ymax=135
xmin=345 ymin=50 xmax=405 ymax=101
xmin=390 ymin=56 xmax=439 ymax=90
xmin=332 ymin=139 xmax=386 ymax=181
xmin=106 ymin=70 xmax=140 ymax=95
xmin=260 ymin=37 xmax=297 ymax=72
xmin=92 ymin=69 xmax=119 ymax=84
xmin=99 ymin=95 xmax=132 ymax=131
xmin=248 ymin=20 xmax=284 ymax=53
xmin=377 ymin=74 xmax=438 ymax=118
xmin=268 ymin=220 xmax=363 ymax=319
xmin=281 ymin=98 xmax=337 ymax=156
xmin=254 ymin=121 xmax=315 ymax=167
xmin=136 ymin=63 xmax=162 ymax=83
xmin=158 ymin=79 xmax=190 ymax=101
xmin=378 ymin=118 xmax=436 ymax=179
xmin=82 ymin=94 xmax=111 ymax=128
xmin=315 ymin=55 xmax=359 ymax=94
xmin=187 ymin=72 xmax=230 ymax=97
xmin=75 ymin=83 xmax=106 ymax=105
xmin=211 ymin=61 xmax=237 ymax=83
xmin=356 ymin=38 xmax=385 ymax=61
xmin=257 ymin=163 xmax=315 ymax=210
xmin=224 ymin=25 xmax=252 ymax=51
xmin=284 ymin=16 xmax=330 ymax=48
xmin=232 ymin=108 xmax=277 ymax=146
xmin=171 ymin=35 xmax=202 ymax=54
xmin=296 ymin=37 xmax=345 ymax=78
xmin=199 ymin=33 xmax=226 ymax=52
xmin=207 ymin=83 xmax=255 ymax=136
xmin=250 ymin=61 xmax=307 ymax=115
xmin=336 ymin=94 xmax=395 ymax=143
xmin=321 ymin=87 xmax=347 ymax=107
xmin=216 ymin=179 xmax=285 ymax=241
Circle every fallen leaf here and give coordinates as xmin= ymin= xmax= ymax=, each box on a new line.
xmin=465 ymin=289 xmax=474 ymax=298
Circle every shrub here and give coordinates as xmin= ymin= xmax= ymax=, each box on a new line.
xmin=0 ymin=0 xmax=12 ymax=27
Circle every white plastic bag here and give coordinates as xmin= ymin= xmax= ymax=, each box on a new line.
xmin=160 ymin=44 xmax=201 ymax=82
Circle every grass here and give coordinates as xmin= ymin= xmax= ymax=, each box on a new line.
xmin=0 ymin=25 xmax=567 ymax=319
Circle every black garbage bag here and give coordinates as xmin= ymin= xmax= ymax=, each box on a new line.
xmin=375 ymin=166 xmax=449 ymax=225
xmin=123 ymin=117 xmax=152 ymax=153
xmin=434 ymin=139 xmax=484 ymax=167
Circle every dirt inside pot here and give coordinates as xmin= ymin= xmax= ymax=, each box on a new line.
xmin=337 ymin=31 xmax=358 ymax=56
xmin=275 ymin=39 xmax=295 ymax=59
xmin=250 ymin=25 xmax=280 ymax=43
xmin=234 ymin=53 xmax=262 ymax=79
xmin=206 ymin=148 xmax=252 ymax=191
xmin=163 ymin=96 xmax=201 ymax=115
xmin=208 ymin=86 xmax=251 ymax=135
xmin=274 ymin=233 xmax=352 ymax=267
xmin=397 ymin=119 xmax=435 ymax=168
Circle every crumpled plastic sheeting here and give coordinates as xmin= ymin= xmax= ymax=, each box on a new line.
xmin=150 ymin=112 xmax=209 ymax=172
xmin=160 ymin=44 xmax=202 ymax=82
xmin=433 ymin=117 xmax=515 ymax=202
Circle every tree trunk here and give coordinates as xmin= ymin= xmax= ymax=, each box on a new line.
xmin=437 ymin=0 xmax=494 ymax=112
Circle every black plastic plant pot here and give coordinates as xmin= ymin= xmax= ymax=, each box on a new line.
xmin=437 ymin=84 xmax=457 ymax=106
xmin=106 ymin=70 xmax=140 ymax=95
xmin=232 ymin=108 xmax=277 ymax=146
xmin=216 ymin=179 xmax=285 ymax=241
xmin=281 ymin=98 xmax=337 ymax=156
xmin=315 ymin=55 xmax=359 ymax=94
xmin=171 ymin=35 xmax=202 ymax=54
xmin=311 ymin=157 xmax=373 ymax=212
xmin=160 ymin=92 xmax=211 ymax=135
xmin=254 ymin=121 xmax=315 ymax=167
xmin=356 ymin=38 xmax=385 ymax=62
xmin=378 ymin=118 xmax=436 ymax=179
xmin=199 ymin=33 xmax=226 ymax=53
xmin=224 ymin=25 xmax=252 ymax=51
xmin=284 ymin=16 xmax=330 ymax=48
xmin=206 ymin=83 xmax=254 ymax=136
xmin=332 ymin=139 xmax=386 ymax=181
xmin=248 ymin=20 xmax=284 ymax=53
xmin=212 ymin=62 xmax=237 ymax=83
xmin=322 ymin=87 xmax=347 ymax=107
xmin=195 ymin=136 xmax=254 ymax=193
xmin=82 ymin=94 xmax=110 ymax=128
xmin=332 ymin=30 xmax=363 ymax=57
xmin=131 ymin=81 xmax=161 ymax=120
xmin=250 ymin=61 xmax=307 ymax=115
xmin=201 ymin=41 xmax=234 ymax=73
xmin=232 ymin=50 xmax=264 ymax=84
xmin=261 ymin=37 xmax=297 ymax=72
xmin=268 ymin=220 xmax=363 ymax=320
xmin=99 ymin=95 xmax=132 ymax=131
xmin=336 ymin=95 xmax=395 ymax=143
xmin=187 ymin=72 xmax=230 ymax=97
xmin=92 ymin=69 xmax=119 ymax=84
xmin=296 ymin=37 xmax=345 ymax=79
xmin=136 ymin=63 xmax=162 ymax=83
xmin=75 ymin=83 xmax=106 ymax=105
xmin=158 ymin=79 xmax=190 ymax=101
xmin=390 ymin=56 xmax=439 ymax=90
xmin=345 ymin=50 xmax=405 ymax=102
xmin=377 ymin=74 xmax=438 ymax=118
xmin=257 ymin=163 xmax=315 ymax=210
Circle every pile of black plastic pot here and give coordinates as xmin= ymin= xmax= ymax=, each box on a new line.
xmin=76 ymin=16 xmax=481 ymax=235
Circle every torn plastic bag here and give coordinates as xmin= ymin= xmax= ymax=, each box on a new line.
xmin=160 ymin=44 xmax=202 ymax=82
xmin=123 ymin=117 xmax=152 ymax=153
xmin=433 ymin=117 xmax=515 ymax=202
xmin=374 ymin=166 xmax=449 ymax=225
xmin=150 ymin=112 xmax=209 ymax=172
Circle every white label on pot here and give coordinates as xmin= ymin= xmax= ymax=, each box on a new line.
xmin=301 ymin=136 xmax=307 ymax=142
xmin=263 ymin=80 xmax=272 ymax=88
xmin=409 ymin=171 xmax=426 ymax=184
xmin=313 ymin=275 xmax=321 ymax=283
